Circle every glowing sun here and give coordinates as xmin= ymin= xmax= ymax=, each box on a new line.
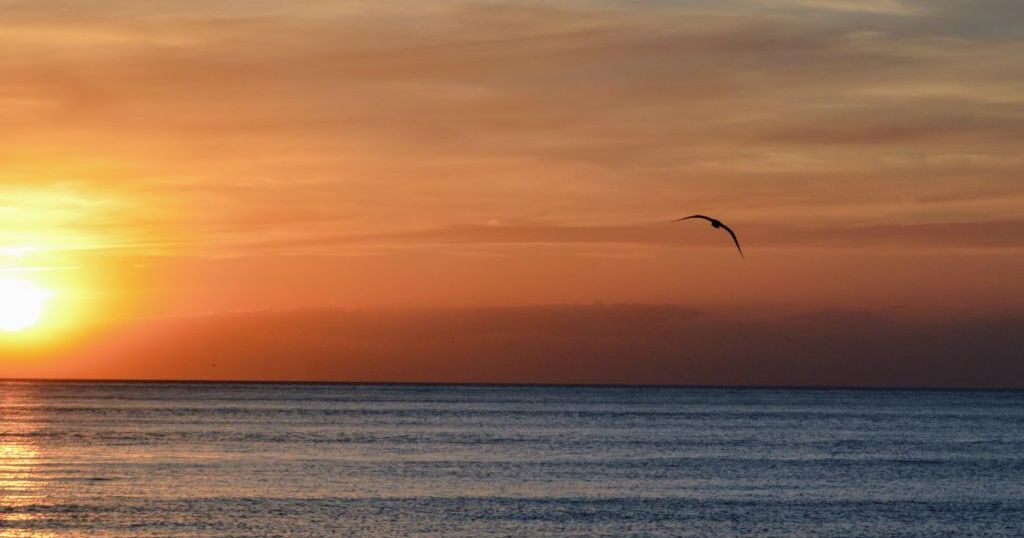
xmin=0 ymin=276 xmax=51 ymax=332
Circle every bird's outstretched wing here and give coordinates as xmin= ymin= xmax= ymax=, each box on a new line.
xmin=673 ymin=214 xmax=744 ymax=258
xmin=673 ymin=214 xmax=712 ymax=223
xmin=718 ymin=222 xmax=744 ymax=258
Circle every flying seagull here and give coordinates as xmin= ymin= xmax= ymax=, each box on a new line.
xmin=674 ymin=215 xmax=744 ymax=258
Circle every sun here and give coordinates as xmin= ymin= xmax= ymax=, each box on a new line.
xmin=0 ymin=276 xmax=51 ymax=333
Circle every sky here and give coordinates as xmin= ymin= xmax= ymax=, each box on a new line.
xmin=1 ymin=0 xmax=1023 ymax=385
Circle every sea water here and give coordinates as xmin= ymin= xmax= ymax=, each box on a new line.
xmin=1 ymin=382 xmax=1022 ymax=537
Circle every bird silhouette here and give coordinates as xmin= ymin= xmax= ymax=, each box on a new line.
xmin=674 ymin=215 xmax=744 ymax=258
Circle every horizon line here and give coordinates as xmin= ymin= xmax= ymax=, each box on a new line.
xmin=2 ymin=377 xmax=1022 ymax=392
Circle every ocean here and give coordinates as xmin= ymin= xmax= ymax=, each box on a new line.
xmin=1 ymin=382 xmax=1022 ymax=537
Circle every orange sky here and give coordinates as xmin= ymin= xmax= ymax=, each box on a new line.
xmin=1 ymin=0 xmax=1023 ymax=385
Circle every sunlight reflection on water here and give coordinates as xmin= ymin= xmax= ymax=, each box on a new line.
xmin=0 ymin=388 xmax=56 ymax=538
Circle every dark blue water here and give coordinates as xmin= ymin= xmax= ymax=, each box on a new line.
xmin=1 ymin=382 xmax=1022 ymax=537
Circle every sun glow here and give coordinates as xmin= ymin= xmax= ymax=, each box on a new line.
xmin=0 ymin=276 xmax=51 ymax=333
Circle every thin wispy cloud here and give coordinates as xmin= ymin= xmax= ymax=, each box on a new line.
xmin=0 ymin=0 xmax=1021 ymax=324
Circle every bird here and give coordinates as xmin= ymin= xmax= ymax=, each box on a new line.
xmin=673 ymin=215 xmax=744 ymax=258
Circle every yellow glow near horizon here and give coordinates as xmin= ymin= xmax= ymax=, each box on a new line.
xmin=0 ymin=276 xmax=52 ymax=332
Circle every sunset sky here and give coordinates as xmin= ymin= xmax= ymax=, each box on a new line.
xmin=1 ymin=0 xmax=1023 ymax=386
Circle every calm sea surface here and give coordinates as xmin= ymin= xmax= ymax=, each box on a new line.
xmin=1 ymin=382 xmax=1023 ymax=537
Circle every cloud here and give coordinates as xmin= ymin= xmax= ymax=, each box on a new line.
xmin=762 ymin=0 xmax=918 ymax=15
xmin=1 ymin=0 xmax=1022 ymax=322
xmin=225 ymin=218 xmax=1024 ymax=254
xmin=26 ymin=304 xmax=1024 ymax=388
xmin=2 ymin=0 xmax=1023 ymax=250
